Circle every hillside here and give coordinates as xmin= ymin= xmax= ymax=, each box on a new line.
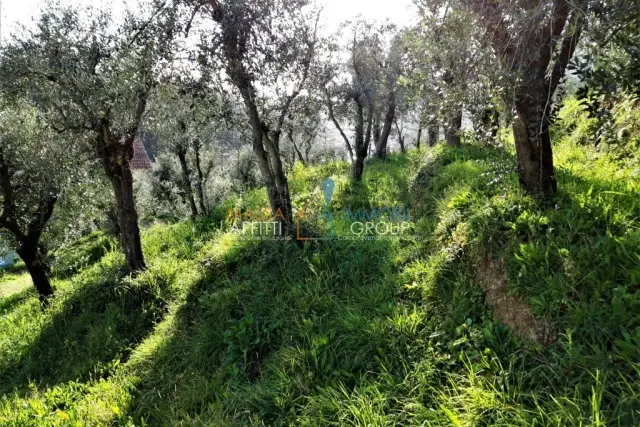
xmin=1 ymin=132 xmax=638 ymax=426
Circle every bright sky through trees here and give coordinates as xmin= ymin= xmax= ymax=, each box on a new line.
xmin=0 ymin=0 xmax=417 ymax=40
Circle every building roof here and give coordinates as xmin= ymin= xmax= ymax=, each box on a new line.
xmin=131 ymin=139 xmax=153 ymax=170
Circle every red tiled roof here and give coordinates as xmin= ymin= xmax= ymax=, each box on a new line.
xmin=131 ymin=139 xmax=153 ymax=170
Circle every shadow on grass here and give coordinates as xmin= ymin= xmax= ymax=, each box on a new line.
xmin=51 ymin=231 xmax=116 ymax=279
xmin=406 ymin=143 xmax=640 ymax=424
xmin=0 ymin=288 xmax=35 ymax=316
xmin=125 ymin=237 xmax=402 ymax=425
xmin=119 ymin=162 xmax=418 ymax=425
xmin=0 ymin=259 xmax=170 ymax=396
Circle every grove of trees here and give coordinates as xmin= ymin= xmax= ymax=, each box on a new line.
xmin=0 ymin=0 xmax=635 ymax=302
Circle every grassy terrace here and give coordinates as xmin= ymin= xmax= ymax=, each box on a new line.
xmin=1 ymin=136 xmax=639 ymax=426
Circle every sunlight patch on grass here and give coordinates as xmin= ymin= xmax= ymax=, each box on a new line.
xmin=0 ymin=271 xmax=32 ymax=298
xmin=1 ymin=139 xmax=639 ymax=426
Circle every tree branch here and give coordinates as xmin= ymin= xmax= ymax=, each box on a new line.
xmin=26 ymin=190 xmax=59 ymax=241
xmin=536 ymin=0 xmax=571 ymax=71
xmin=466 ymin=0 xmax=518 ymax=63
xmin=547 ymin=8 xmax=584 ymax=102
xmin=0 ymin=150 xmax=25 ymax=240
xmin=273 ymin=9 xmax=320 ymax=141
xmin=324 ymin=89 xmax=354 ymax=162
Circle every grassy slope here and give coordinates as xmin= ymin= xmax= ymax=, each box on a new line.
xmin=0 ymin=136 xmax=638 ymax=426
xmin=0 ymin=265 xmax=32 ymax=299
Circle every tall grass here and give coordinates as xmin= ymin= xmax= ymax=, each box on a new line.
xmin=0 ymin=133 xmax=638 ymax=425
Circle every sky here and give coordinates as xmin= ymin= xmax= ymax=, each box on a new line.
xmin=0 ymin=0 xmax=420 ymax=153
xmin=321 ymin=0 xmax=417 ymax=32
xmin=0 ymin=0 xmax=417 ymax=41
xmin=0 ymin=0 xmax=124 ymax=40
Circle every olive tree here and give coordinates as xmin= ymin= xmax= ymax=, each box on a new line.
xmin=374 ymin=30 xmax=406 ymax=158
xmin=185 ymin=0 xmax=319 ymax=233
xmin=146 ymin=83 xmax=226 ymax=219
xmin=323 ymin=20 xmax=386 ymax=180
xmin=409 ymin=2 xmax=501 ymax=148
xmin=462 ymin=0 xmax=586 ymax=195
xmin=283 ymin=95 xmax=323 ymax=167
xmin=0 ymin=3 xmax=178 ymax=271
xmin=0 ymin=104 xmax=83 ymax=303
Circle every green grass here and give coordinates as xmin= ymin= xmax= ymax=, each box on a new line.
xmin=0 ymin=264 xmax=32 ymax=299
xmin=0 ymin=133 xmax=638 ymax=425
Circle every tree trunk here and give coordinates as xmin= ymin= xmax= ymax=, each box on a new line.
xmin=373 ymin=114 xmax=381 ymax=147
xmin=481 ymin=107 xmax=500 ymax=141
xmin=513 ymin=94 xmax=557 ymax=195
xmin=364 ymin=105 xmax=374 ymax=154
xmin=375 ymin=98 xmax=395 ymax=158
xmin=18 ymin=242 xmax=53 ymax=305
xmin=234 ymin=78 xmax=294 ymax=235
xmin=1 ymin=150 xmax=58 ymax=305
xmin=507 ymin=8 xmax=583 ymax=197
xmin=289 ymin=132 xmax=306 ymax=166
xmin=262 ymin=132 xmax=294 ymax=234
xmin=445 ymin=110 xmax=462 ymax=147
xmin=102 ymin=139 xmax=146 ymax=273
xmin=304 ymin=139 xmax=312 ymax=164
xmin=428 ymin=123 xmax=439 ymax=147
xmin=193 ymin=141 xmax=208 ymax=215
xmin=293 ymin=143 xmax=306 ymax=165
xmin=176 ymin=147 xmax=198 ymax=220
xmin=466 ymin=0 xmax=584 ymax=197
xmin=353 ymin=157 xmax=365 ymax=182
xmin=394 ymin=119 xmax=406 ymax=154
xmin=491 ymin=110 xmax=499 ymax=139
xmin=415 ymin=125 xmax=422 ymax=150
xmin=325 ymin=91 xmax=354 ymax=163
xmin=352 ymin=100 xmax=366 ymax=181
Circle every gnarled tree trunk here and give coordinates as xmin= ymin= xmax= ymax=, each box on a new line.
xmin=325 ymin=90 xmax=354 ymax=163
xmin=375 ymin=93 xmax=395 ymax=158
xmin=0 ymin=150 xmax=57 ymax=305
xmin=18 ymin=242 xmax=53 ymax=304
xmin=364 ymin=104 xmax=374 ymax=153
xmin=260 ymin=132 xmax=294 ymax=232
xmin=293 ymin=142 xmax=306 ymax=166
xmin=513 ymin=85 xmax=557 ymax=194
xmin=234 ymin=77 xmax=294 ymax=235
xmin=465 ymin=0 xmax=584 ymax=197
xmin=288 ymin=131 xmax=306 ymax=166
xmin=394 ymin=118 xmax=406 ymax=154
xmin=352 ymin=99 xmax=366 ymax=181
xmin=101 ymin=137 xmax=146 ymax=273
